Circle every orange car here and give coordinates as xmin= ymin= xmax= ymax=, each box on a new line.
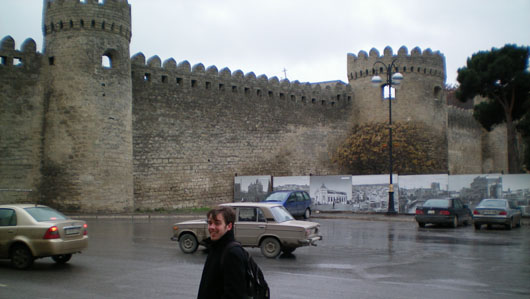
xmin=0 ymin=204 xmax=88 ymax=269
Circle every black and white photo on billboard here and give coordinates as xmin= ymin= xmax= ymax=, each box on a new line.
xmin=310 ymin=176 xmax=352 ymax=211
xmin=448 ymin=174 xmax=530 ymax=214
xmin=233 ymin=175 xmax=272 ymax=202
xmin=398 ymin=174 xmax=448 ymax=214
xmin=352 ymin=174 xmax=399 ymax=213
xmin=272 ymin=176 xmax=310 ymax=192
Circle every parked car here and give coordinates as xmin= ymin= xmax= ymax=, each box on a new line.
xmin=262 ymin=190 xmax=312 ymax=219
xmin=171 ymin=202 xmax=322 ymax=258
xmin=0 ymin=204 xmax=88 ymax=269
xmin=415 ymin=198 xmax=472 ymax=228
xmin=473 ymin=198 xmax=522 ymax=230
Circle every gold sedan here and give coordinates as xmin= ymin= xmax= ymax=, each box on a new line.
xmin=0 ymin=204 xmax=88 ymax=269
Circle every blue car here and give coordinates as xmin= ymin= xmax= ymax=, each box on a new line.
xmin=263 ymin=191 xmax=312 ymax=219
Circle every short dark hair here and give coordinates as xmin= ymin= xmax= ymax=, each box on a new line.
xmin=207 ymin=206 xmax=236 ymax=226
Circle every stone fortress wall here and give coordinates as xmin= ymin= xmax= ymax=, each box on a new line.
xmin=0 ymin=0 xmax=507 ymax=212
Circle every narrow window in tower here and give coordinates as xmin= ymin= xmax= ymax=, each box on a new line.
xmin=280 ymin=93 xmax=285 ymax=100
xmin=268 ymin=91 xmax=273 ymax=98
xmin=48 ymin=56 xmax=55 ymax=66
xmin=144 ymin=73 xmax=150 ymax=81
xmin=91 ymin=20 xmax=96 ymax=28
xmin=321 ymin=100 xmax=326 ymax=105
xmin=80 ymin=20 xmax=84 ymax=27
xmin=176 ymin=77 xmax=182 ymax=86
xmin=219 ymin=83 xmax=224 ymax=91
xmin=191 ymin=80 xmax=197 ymax=88
xmin=244 ymin=87 xmax=250 ymax=95
xmin=14 ymin=58 xmax=22 ymax=66
xmin=162 ymin=75 xmax=168 ymax=83
xmin=291 ymin=95 xmax=295 ymax=101
xmin=301 ymin=96 xmax=306 ymax=103
xmin=0 ymin=56 xmax=6 ymax=65
xmin=102 ymin=55 xmax=112 ymax=68
xmin=205 ymin=82 xmax=211 ymax=89
xmin=337 ymin=95 xmax=341 ymax=101
xmin=232 ymin=86 xmax=237 ymax=93
xmin=59 ymin=21 xmax=63 ymax=29
xmin=256 ymin=89 xmax=262 ymax=97
xmin=434 ymin=86 xmax=442 ymax=101
xmin=312 ymin=98 xmax=316 ymax=104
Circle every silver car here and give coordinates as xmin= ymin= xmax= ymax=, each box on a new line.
xmin=0 ymin=204 xmax=88 ymax=269
xmin=171 ymin=202 xmax=322 ymax=258
xmin=473 ymin=198 xmax=522 ymax=230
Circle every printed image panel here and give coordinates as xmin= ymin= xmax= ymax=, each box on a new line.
xmin=272 ymin=176 xmax=310 ymax=192
xmin=310 ymin=175 xmax=352 ymax=211
xmin=352 ymin=174 xmax=399 ymax=213
xmin=398 ymin=174 xmax=448 ymax=214
xmin=234 ymin=176 xmax=272 ymax=202
xmin=502 ymin=174 xmax=530 ymax=216
xmin=448 ymin=174 xmax=502 ymax=209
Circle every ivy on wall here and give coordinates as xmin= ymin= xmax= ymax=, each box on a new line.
xmin=332 ymin=122 xmax=446 ymax=175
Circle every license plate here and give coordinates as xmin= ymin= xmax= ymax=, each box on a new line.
xmin=482 ymin=210 xmax=497 ymax=215
xmin=65 ymin=227 xmax=81 ymax=235
xmin=428 ymin=210 xmax=435 ymax=214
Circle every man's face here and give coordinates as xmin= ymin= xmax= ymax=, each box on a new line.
xmin=208 ymin=213 xmax=232 ymax=241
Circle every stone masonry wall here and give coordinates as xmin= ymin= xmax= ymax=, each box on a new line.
xmin=447 ymin=107 xmax=483 ymax=174
xmin=0 ymin=37 xmax=43 ymax=204
xmin=131 ymin=54 xmax=353 ymax=210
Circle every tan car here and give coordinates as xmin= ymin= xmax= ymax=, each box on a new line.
xmin=0 ymin=204 xmax=88 ymax=269
xmin=171 ymin=202 xmax=322 ymax=258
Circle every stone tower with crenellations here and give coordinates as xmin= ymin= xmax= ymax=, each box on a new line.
xmin=0 ymin=0 xmax=508 ymax=212
xmin=347 ymin=46 xmax=449 ymax=172
xmin=39 ymin=0 xmax=134 ymax=212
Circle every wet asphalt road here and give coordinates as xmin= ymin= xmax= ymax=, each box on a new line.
xmin=1 ymin=216 xmax=529 ymax=299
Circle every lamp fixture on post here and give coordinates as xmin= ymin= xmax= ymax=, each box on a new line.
xmin=371 ymin=59 xmax=403 ymax=215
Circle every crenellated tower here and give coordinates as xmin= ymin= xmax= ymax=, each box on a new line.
xmin=40 ymin=0 xmax=133 ymax=212
xmin=347 ymin=46 xmax=448 ymax=172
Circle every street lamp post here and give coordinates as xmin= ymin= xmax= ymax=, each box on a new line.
xmin=371 ymin=59 xmax=403 ymax=215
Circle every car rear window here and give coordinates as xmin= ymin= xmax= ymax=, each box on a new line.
xmin=264 ymin=192 xmax=289 ymax=202
xmin=422 ymin=199 xmax=450 ymax=208
xmin=24 ymin=207 xmax=68 ymax=221
xmin=478 ymin=200 xmax=506 ymax=208
xmin=270 ymin=206 xmax=294 ymax=222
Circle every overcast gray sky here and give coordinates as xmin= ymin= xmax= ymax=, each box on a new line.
xmin=1 ymin=0 xmax=529 ymax=85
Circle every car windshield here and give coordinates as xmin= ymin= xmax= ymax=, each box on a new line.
xmin=478 ymin=200 xmax=506 ymax=208
xmin=269 ymin=206 xmax=294 ymax=222
xmin=264 ymin=192 xmax=289 ymax=202
xmin=422 ymin=199 xmax=450 ymax=208
xmin=25 ymin=207 xmax=68 ymax=221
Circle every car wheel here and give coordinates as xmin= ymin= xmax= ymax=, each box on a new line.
xmin=52 ymin=254 xmax=72 ymax=264
xmin=451 ymin=216 xmax=458 ymax=228
xmin=10 ymin=244 xmax=34 ymax=270
xmin=474 ymin=223 xmax=481 ymax=230
xmin=179 ymin=233 xmax=199 ymax=253
xmin=417 ymin=222 xmax=425 ymax=228
xmin=282 ymin=247 xmax=296 ymax=254
xmin=260 ymin=237 xmax=281 ymax=258
xmin=303 ymin=208 xmax=311 ymax=220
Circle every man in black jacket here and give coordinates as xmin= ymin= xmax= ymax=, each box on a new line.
xmin=198 ymin=206 xmax=247 ymax=299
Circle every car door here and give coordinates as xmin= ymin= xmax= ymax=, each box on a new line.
xmin=285 ymin=193 xmax=298 ymax=216
xmin=0 ymin=208 xmax=17 ymax=257
xmin=234 ymin=207 xmax=266 ymax=246
xmin=453 ymin=198 xmax=468 ymax=223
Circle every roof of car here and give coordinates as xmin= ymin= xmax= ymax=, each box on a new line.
xmin=221 ymin=202 xmax=283 ymax=208
xmin=0 ymin=204 xmax=48 ymax=209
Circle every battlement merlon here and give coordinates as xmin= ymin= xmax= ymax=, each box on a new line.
xmin=43 ymin=0 xmax=131 ymax=42
xmin=0 ymin=36 xmax=42 ymax=69
xmin=130 ymin=52 xmax=353 ymax=108
xmin=347 ymin=45 xmax=446 ymax=82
